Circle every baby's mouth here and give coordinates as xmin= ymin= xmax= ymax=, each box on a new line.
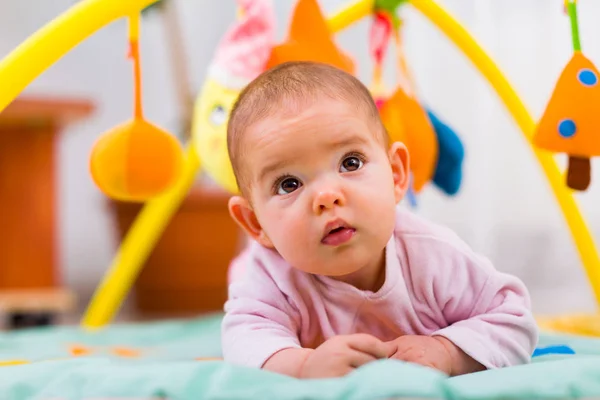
xmin=322 ymin=220 xmax=356 ymax=246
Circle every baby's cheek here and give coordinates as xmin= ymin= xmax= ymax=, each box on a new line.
xmin=283 ymin=217 xmax=310 ymax=246
xmin=280 ymin=219 xmax=315 ymax=263
xmin=358 ymin=175 xmax=397 ymax=234
xmin=358 ymin=174 xmax=395 ymax=207
xmin=266 ymin=209 xmax=306 ymax=246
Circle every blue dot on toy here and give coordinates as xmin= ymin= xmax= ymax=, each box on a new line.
xmin=578 ymin=68 xmax=597 ymax=86
xmin=558 ymin=119 xmax=577 ymax=138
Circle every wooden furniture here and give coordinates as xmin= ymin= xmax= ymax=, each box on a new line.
xmin=112 ymin=186 xmax=243 ymax=315
xmin=0 ymin=96 xmax=94 ymax=327
xmin=0 ymin=289 xmax=76 ymax=329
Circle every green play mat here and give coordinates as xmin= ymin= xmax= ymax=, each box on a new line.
xmin=1 ymin=313 xmax=600 ymax=399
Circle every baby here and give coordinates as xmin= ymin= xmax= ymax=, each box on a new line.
xmin=221 ymin=61 xmax=538 ymax=379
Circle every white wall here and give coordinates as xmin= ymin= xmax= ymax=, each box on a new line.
xmin=1 ymin=0 xmax=599 ymax=315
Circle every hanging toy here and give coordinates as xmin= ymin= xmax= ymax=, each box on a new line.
xmin=428 ymin=109 xmax=464 ymax=196
xmin=533 ymin=0 xmax=600 ymax=191
xmin=193 ymin=0 xmax=276 ymax=194
xmin=371 ymin=6 xmax=438 ymax=194
xmin=370 ymin=10 xmax=394 ymax=102
xmin=370 ymin=2 xmax=465 ymax=198
xmin=90 ymin=13 xmax=184 ymax=202
xmin=266 ymin=0 xmax=354 ymax=74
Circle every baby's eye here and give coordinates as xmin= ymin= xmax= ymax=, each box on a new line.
xmin=277 ymin=177 xmax=302 ymax=195
xmin=209 ymin=104 xmax=227 ymax=126
xmin=340 ymin=156 xmax=364 ymax=172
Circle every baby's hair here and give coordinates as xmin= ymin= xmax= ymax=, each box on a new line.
xmin=227 ymin=61 xmax=387 ymax=195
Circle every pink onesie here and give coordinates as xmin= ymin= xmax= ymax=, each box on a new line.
xmin=222 ymin=206 xmax=538 ymax=370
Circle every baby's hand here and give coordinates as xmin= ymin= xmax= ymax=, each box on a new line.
xmin=299 ymin=334 xmax=394 ymax=379
xmin=387 ymin=335 xmax=453 ymax=375
xmin=387 ymin=335 xmax=485 ymax=376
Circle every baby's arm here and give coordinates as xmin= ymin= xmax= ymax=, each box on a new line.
xmin=222 ymin=246 xmax=391 ymax=378
xmin=423 ymin=238 xmax=539 ymax=371
xmin=262 ymin=348 xmax=313 ymax=377
xmin=221 ymin=266 xmax=304 ymax=372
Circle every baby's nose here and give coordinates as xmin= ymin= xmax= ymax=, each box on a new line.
xmin=313 ymin=189 xmax=344 ymax=213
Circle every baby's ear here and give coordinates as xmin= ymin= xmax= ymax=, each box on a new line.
xmin=388 ymin=141 xmax=410 ymax=203
xmin=228 ymin=196 xmax=274 ymax=248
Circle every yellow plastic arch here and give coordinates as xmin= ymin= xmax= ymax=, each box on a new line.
xmin=409 ymin=0 xmax=600 ymax=309
xmin=0 ymin=0 xmax=598 ymax=329
xmin=0 ymin=0 xmax=160 ymax=113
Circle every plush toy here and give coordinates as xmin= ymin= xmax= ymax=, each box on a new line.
xmin=371 ymin=6 xmax=464 ymax=198
xmin=90 ymin=14 xmax=184 ymax=202
xmin=369 ymin=9 xmax=438 ymax=193
xmin=192 ymin=0 xmax=275 ymax=194
xmin=428 ymin=110 xmax=464 ymax=196
xmin=533 ymin=0 xmax=600 ymax=191
xmin=378 ymin=87 xmax=438 ymax=193
xmin=266 ymin=0 xmax=355 ymax=74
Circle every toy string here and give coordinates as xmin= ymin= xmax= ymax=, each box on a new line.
xmin=567 ymin=0 xmax=581 ymax=52
xmin=370 ymin=12 xmax=392 ymax=98
xmin=129 ymin=13 xmax=143 ymax=119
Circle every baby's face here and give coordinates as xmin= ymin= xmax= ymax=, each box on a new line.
xmin=241 ymin=96 xmax=406 ymax=277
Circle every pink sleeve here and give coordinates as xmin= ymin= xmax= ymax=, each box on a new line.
xmin=221 ymin=244 xmax=302 ymax=368
xmin=420 ymin=239 xmax=538 ymax=369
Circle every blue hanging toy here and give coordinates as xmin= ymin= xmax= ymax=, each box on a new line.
xmin=428 ymin=110 xmax=465 ymax=196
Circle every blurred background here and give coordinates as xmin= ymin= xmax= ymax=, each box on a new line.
xmin=0 ymin=0 xmax=598 ymax=328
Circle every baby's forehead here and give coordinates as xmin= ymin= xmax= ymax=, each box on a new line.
xmin=245 ymin=97 xmax=374 ymax=143
xmin=245 ymin=117 xmax=379 ymax=179
xmin=271 ymin=97 xmax=379 ymax=133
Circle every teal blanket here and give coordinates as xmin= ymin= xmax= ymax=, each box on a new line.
xmin=1 ymin=313 xmax=600 ymax=399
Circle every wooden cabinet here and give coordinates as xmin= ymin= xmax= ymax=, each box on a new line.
xmin=112 ymin=186 xmax=243 ymax=315
xmin=0 ymin=97 xmax=93 ymax=289
xmin=0 ymin=97 xmax=93 ymax=326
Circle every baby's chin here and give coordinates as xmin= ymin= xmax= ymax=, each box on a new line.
xmin=279 ymin=236 xmax=389 ymax=277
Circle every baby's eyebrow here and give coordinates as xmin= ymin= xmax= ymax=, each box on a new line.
xmin=328 ymin=135 xmax=369 ymax=149
xmin=258 ymin=159 xmax=288 ymax=182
